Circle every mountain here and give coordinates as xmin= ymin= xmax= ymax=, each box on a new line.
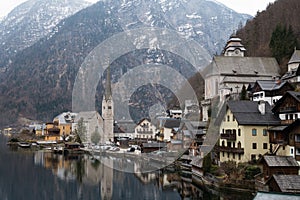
xmin=0 ymin=0 xmax=250 ymax=126
xmin=236 ymin=0 xmax=300 ymax=73
xmin=0 ymin=0 xmax=91 ymax=71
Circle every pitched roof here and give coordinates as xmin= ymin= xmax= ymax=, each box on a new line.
xmin=163 ymin=118 xmax=181 ymax=129
xmin=256 ymin=80 xmax=288 ymax=91
xmin=75 ymin=111 xmax=103 ymax=122
xmin=202 ymin=56 xmax=280 ymax=78
xmin=288 ymin=49 xmax=300 ymax=64
xmin=272 ymin=175 xmax=300 ymax=193
xmin=272 ymin=91 xmax=300 ymax=112
xmin=254 ymin=191 xmax=300 ymax=199
xmin=227 ymin=101 xmax=281 ymax=125
xmin=263 ymin=156 xmax=299 ymax=167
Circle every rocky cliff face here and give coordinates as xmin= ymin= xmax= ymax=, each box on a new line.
xmin=0 ymin=0 xmax=250 ymax=126
xmin=0 ymin=0 xmax=91 ymax=70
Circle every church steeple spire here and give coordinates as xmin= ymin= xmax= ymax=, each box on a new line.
xmin=102 ymin=64 xmax=114 ymax=142
xmin=104 ymin=65 xmax=112 ymax=100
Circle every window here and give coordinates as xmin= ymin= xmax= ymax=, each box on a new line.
xmin=237 ymin=141 xmax=241 ymax=149
xmin=263 ymin=143 xmax=268 ymax=149
xmin=285 ymin=114 xmax=288 ymax=120
xmin=290 ymin=114 xmax=293 ymax=120
xmin=296 ymin=135 xmax=300 ymax=142
xmin=263 ymin=129 xmax=268 ymax=136
xmin=238 ymin=129 xmax=241 ymax=136
xmin=252 ymin=129 xmax=257 ymax=136
xmin=252 ymin=143 xmax=257 ymax=149
xmin=233 ymin=116 xmax=236 ymax=121
xmin=227 ymin=115 xmax=230 ymax=122
xmin=238 ymin=154 xmax=241 ymax=160
xmin=291 ymin=148 xmax=294 ymax=155
xmin=295 ymin=114 xmax=298 ymax=119
xmin=227 ymin=141 xmax=231 ymax=148
xmin=233 ymin=153 xmax=235 ymax=159
xmin=251 ymin=154 xmax=256 ymax=161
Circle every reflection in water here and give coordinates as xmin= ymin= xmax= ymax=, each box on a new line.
xmin=0 ymin=135 xmax=253 ymax=200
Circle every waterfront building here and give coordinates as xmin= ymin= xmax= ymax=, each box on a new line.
xmin=218 ymin=101 xmax=281 ymax=164
xmin=134 ymin=118 xmax=157 ymax=140
xmin=53 ymin=111 xmax=77 ymax=136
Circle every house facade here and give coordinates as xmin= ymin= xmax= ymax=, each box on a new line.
xmin=249 ymin=80 xmax=293 ymax=106
xmin=219 ymin=101 xmax=281 ymax=164
xmin=134 ymin=118 xmax=157 ymax=140
xmin=272 ymin=91 xmax=300 ymax=124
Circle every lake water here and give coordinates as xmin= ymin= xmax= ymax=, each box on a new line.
xmin=0 ymin=135 xmax=254 ymax=200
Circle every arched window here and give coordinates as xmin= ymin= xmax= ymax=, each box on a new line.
xmin=237 ymin=141 xmax=241 ymax=149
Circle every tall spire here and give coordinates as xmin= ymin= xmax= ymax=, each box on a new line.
xmin=105 ymin=65 xmax=112 ymax=100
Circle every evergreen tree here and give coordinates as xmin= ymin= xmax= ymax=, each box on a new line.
xmin=76 ymin=118 xmax=86 ymax=143
xmin=269 ymin=24 xmax=298 ymax=65
xmin=240 ymin=85 xmax=247 ymax=100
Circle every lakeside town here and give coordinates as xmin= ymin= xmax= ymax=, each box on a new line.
xmin=3 ymin=35 xmax=300 ymax=199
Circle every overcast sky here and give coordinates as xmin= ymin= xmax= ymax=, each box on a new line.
xmin=0 ymin=0 xmax=277 ymax=19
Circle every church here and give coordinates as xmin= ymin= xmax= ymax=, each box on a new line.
xmin=75 ymin=66 xmax=114 ymax=144
xmin=201 ymin=35 xmax=281 ymax=121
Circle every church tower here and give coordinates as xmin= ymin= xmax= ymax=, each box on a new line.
xmin=102 ymin=66 xmax=114 ymax=142
xmin=223 ymin=34 xmax=246 ymax=57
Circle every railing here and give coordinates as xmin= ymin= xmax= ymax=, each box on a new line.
xmin=136 ymin=130 xmax=153 ymax=134
xmin=220 ymin=133 xmax=236 ymax=140
xmin=279 ymin=106 xmax=297 ymax=112
xmin=217 ymin=146 xmax=244 ymax=153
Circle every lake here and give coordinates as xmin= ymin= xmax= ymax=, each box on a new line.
xmin=0 ymin=135 xmax=254 ymax=200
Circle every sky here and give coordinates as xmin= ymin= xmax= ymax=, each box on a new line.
xmin=0 ymin=0 xmax=277 ymax=19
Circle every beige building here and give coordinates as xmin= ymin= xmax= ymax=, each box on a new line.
xmin=219 ymin=101 xmax=281 ymax=164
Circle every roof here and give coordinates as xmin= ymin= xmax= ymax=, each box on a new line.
xmin=272 ymin=91 xmax=300 ymax=112
xmin=163 ymin=118 xmax=181 ymax=129
xmin=202 ymin=56 xmax=280 ymax=78
xmin=114 ymin=120 xmax=136 ymax=133
xmin=263 ymin=156 xmax=299 ymax=167
xmin=54 ymin=112 xmax=77 ymax=124
xmin=142 ymin=143 xmax=167 ymax=148
xmin=255 ymin=80 xmax=288 ymax=91
xmin=272 ymin=175 xmax=300 ymax=193
xmin=268 ymin=125 xmax=288 ymax=131
xmin=75 ymin=111 xmax=103 ymax=122
xmin=254 ymin=191 xmax=300 ymax=200
xmin=227 ymin=101 xmax=281 ymax=125
xmin=288 ymin=49 xmax=300 ymax=64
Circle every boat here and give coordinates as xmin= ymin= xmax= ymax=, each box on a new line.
xmin=53 ymin=146 xmax=64 ymax=154
xmin=18 ymin=142 xmax=31 ymax=148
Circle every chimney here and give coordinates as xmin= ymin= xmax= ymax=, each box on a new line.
xmin=258 ymin=100 xmax=265 ymax=115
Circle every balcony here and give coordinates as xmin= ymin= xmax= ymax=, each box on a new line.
xmin=136 ymin=130 xmax=153 ymax=134
xmin=218 ymin=146 xmax=244 ymax=154
xmin=279 ymin=106 xmax=297 ymax=113
xmin=220 ymin=133 xmax=236 ymax=140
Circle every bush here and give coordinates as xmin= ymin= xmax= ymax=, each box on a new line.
xmin=245 ymin=166 xmax=261 ymax=180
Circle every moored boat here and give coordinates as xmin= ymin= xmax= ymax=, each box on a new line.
xmin=18 ymin=142 xmax=31 ymax=148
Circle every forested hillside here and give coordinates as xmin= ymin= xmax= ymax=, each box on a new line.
xmin=236 ymin=0 xmax=300 ymax=73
